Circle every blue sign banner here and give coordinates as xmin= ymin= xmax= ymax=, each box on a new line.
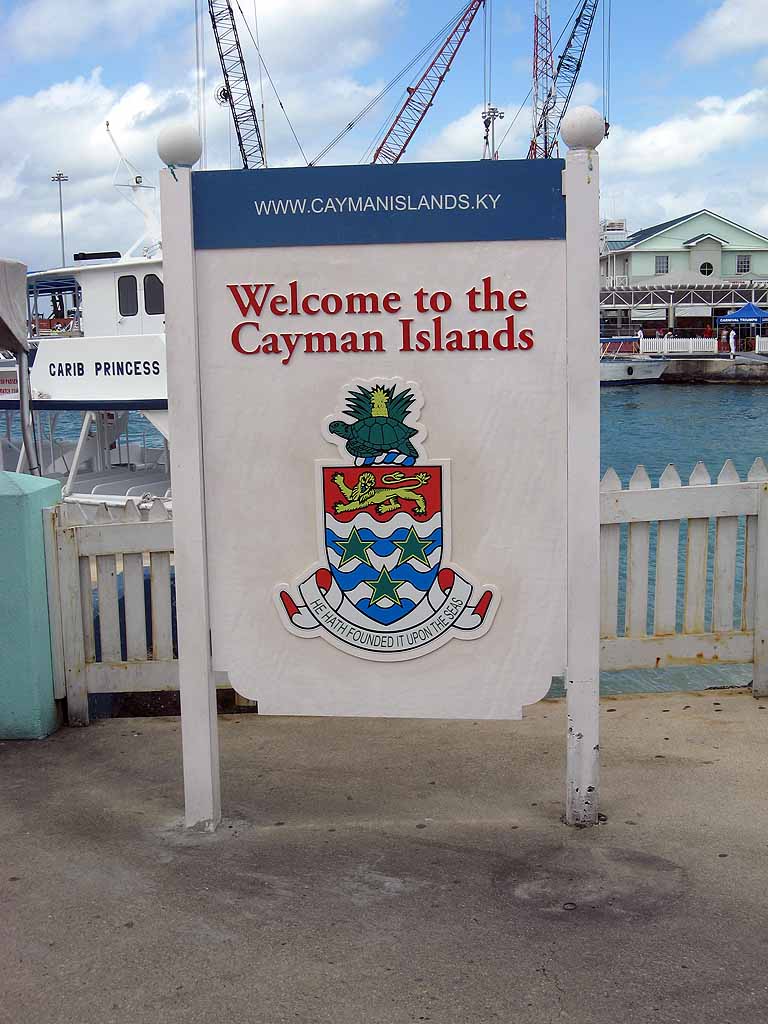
xmin=191 ymin=159 xmax=565 ymax=250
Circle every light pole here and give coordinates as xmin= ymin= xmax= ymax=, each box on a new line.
xmin=482 ymin=107 xmax=505 ymax=159
xmin=51 ymin=171 xmax=68 ymax=266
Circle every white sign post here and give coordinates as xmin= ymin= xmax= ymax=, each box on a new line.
xmin=160 ymin=110 xmax=603 ymax=830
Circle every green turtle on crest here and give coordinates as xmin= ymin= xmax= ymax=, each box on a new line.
xmin=329 ymin=384 xmax=419 ymax=462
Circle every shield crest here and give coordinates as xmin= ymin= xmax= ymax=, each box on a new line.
xmin=276 ymin=377 xmax=497 ymax=661
xmin=323 ymin=465 xmax=443 ymax=627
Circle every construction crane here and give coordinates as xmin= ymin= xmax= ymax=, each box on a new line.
xmin=372 ymin=0 xmax=485 ymax=165
xmin=527 ymin=0 xmax=601 ymax=159
xmin=208 ymin=0 xmax=265 ymax=168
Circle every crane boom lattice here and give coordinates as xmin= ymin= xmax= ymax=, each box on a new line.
xmin=528 ymin=0 xmax=601 ymax=159
xmin=208 ymin=0 xmax=265 ymax=169
xmin=373 ymin=0 xmax=485 ymax=165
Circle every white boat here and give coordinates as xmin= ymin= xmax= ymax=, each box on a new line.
xmin=1 ymin=130 xmax=171 ymax=501
xmin=600 ymin=343 xmax=668 ymax=385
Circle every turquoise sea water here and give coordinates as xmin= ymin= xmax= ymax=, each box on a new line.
xmin=601 ymin=383 xmax=768 ymax=484
xmin=7 ymin=383 xmax=766 ymax=473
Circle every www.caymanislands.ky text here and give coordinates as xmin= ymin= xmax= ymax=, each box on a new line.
xmin=227 ymin=276 xmax=535 ymax=365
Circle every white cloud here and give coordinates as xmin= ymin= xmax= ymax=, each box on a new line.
xmin=599 ymin=89 xmax=768 ymax=174
xmin=680 ymin=0 xmax=768 ymax=63
xmin=0 ymin=0 xmax=403 ymax=268
xmin=571 ymin=81 xmax=601 ymax=107
xmin=412 ymin=102 xmax=532 ymax=163
xmin=598 ymin=89 xmax=768 ymax=236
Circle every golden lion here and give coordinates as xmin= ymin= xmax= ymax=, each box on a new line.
xmin=333 ymin=470 xmax=430 ymax=516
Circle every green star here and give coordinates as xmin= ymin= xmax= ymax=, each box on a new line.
xmin=393 ymin=526 xmax=432 ymax=568
xmin=336 ymin=526 xmax=375 ymax=568
xmin=366 ymin=567 xmax=407 ymax=607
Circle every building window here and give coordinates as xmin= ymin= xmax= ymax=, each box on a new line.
xmin=737 ymin=255 xmax=751 ymax=274
xmin=118 ymin=275 xmax=138 ymax=316
xmin=144 ymin=274 xmax=165 ymax=315
xmin=700 ymin=261 xmax=714 ymax=277
xmin=655 ymin=255 xmax=669 ymax=275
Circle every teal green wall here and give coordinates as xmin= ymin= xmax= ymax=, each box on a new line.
xmin=0 ymin=472 xmax=61 ymax=739
xmin=630 ymin=251 xmax=690 ymax=277
xmin=722 ymin=251 xmax=768 ymax=275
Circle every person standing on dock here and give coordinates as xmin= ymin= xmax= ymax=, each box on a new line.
xmin=729 ymin=328 xmax=736 ymax=360
xmin=636 ymin=326 xmax=643 ymax=354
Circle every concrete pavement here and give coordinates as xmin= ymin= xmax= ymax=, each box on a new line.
xmin=2 ymin=689 xmax=768 ymax=1023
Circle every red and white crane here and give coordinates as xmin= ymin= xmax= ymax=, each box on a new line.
xmin=372 ymin=0 xmax=485 ymax=164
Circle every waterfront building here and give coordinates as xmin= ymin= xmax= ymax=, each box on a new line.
xmin=600 ymin=210 xmax=768 ymax=335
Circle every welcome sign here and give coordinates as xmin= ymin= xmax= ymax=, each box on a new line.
xmin=168 ymin=158 xmax=572 ymax=719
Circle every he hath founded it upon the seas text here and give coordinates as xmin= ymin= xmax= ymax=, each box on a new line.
xmin=227 ymin=275 xmax=536 ymax=366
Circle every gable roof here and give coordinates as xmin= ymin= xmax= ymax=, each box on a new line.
xmin=605 ymin=209 xmax=768 ymax=252
xmin=683 ymin=233 xmax=730 ymax=247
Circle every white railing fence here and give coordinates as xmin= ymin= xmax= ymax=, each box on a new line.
xmin=44 ymin=457 xmax=768 ymax=723
xmin=600 ymin=458 xmax=768 ymax=696
xmin=640 ymin=337 xmax=719 ymax=355
xmin=45 ymin=498 xmax=177 ymax=726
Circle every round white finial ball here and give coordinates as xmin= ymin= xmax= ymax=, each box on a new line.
xmin=157 ymin=124 xmax=202 ymax=168
xmin=561 ymin=106 xmax=606 ymax=151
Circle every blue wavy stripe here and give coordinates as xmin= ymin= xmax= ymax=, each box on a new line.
xmin=326 ymin=527 xmax=442 ymax=559
xmin=331 ymin=562 xmax=439 ymax=592
xmin=353 ymin=598 xmax=417 ymax=625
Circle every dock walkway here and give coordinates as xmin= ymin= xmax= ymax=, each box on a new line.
xmin=2 ymin=691 xmax=767 ymax=1023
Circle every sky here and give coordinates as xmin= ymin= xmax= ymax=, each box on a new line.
xmin=0 ymin=0 xmax=766 ymax=271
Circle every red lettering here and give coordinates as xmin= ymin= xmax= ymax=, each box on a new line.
xmin=382 ymin=291 xmax=402 ymax=314
xmin=509 ymin=289 xmax=528 ymax=311
xmin=321 ymin=293 xmax=343 ymax=315
xmin=227 ymin=283 xmax=273 ymax=317
xmin=231 ymin=321 xmax=261 ymax=354
xmin=414 ymin=288 xmax=429 ymax=313
xmin=518 ymin=328 xmax=534 ymax=350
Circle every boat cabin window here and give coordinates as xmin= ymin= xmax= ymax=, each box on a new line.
xmin=118 ymin=275 xmax=138 ymax=316
xmin=144 ymin=273 xmax=164 ymax=315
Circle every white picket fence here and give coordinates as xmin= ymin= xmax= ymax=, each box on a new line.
xmin=45 ymin=498 xmax=177 ymax=726
xmin=640 ymin=337 xmax=719 ymax=355
xmin=44 ymin=457 xmax=768 ymax=723
xmin=600 ymin=458 xmax=768 ymax=695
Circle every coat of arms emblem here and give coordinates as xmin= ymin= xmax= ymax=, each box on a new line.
xmin=276 ymin=378 xmax=498 ymax=661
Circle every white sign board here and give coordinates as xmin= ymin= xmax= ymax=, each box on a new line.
xmin=176 ymin=160 xmax=568 ymax=717
xmin=29 ymin=336 xmax=166 ymax=403
xmin=161 ymin=146 xmax=601 ymax=827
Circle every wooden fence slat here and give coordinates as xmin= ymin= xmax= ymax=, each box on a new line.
xmin=743 ymin=458 xmax=768 ymax=630
xmin=683 ymin=462 xmax=711 ymax=634
xmin=96 ymin=554 xmax=121 ymax=662
xmin=601 ymin=632 xmax=753 ymax=672
xmin=71 ymin=521 xmax=174 ymax=557
xmin=712 ymin=460 xmax=740 ymax=632
xmin=600 ymin=468 xmax=621 ymax=637
xmin=150 ymin=551 xmax=174 ymax=660
xmin=654 ymin=464 xmax=681 ymax=635
xmin=753 ymin=482 xmax=768 ymax=697
xmin=79 ymin=556 xmax=96 ymax=662
xmin=56 ymin=526 xmax=88 ymax=725
xmin=626 ymin=466 xmax=651 ymax=637
xmin=123 ymin=553 xmax=148 ymax=660
xmin=601 ymin=480 xmax=758 ymax=524
xmin=42 ymin=507 xmax=66 ymax=699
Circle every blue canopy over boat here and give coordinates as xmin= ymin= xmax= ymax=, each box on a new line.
xmin=717 ymin=302 xmax=768 ymax=324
